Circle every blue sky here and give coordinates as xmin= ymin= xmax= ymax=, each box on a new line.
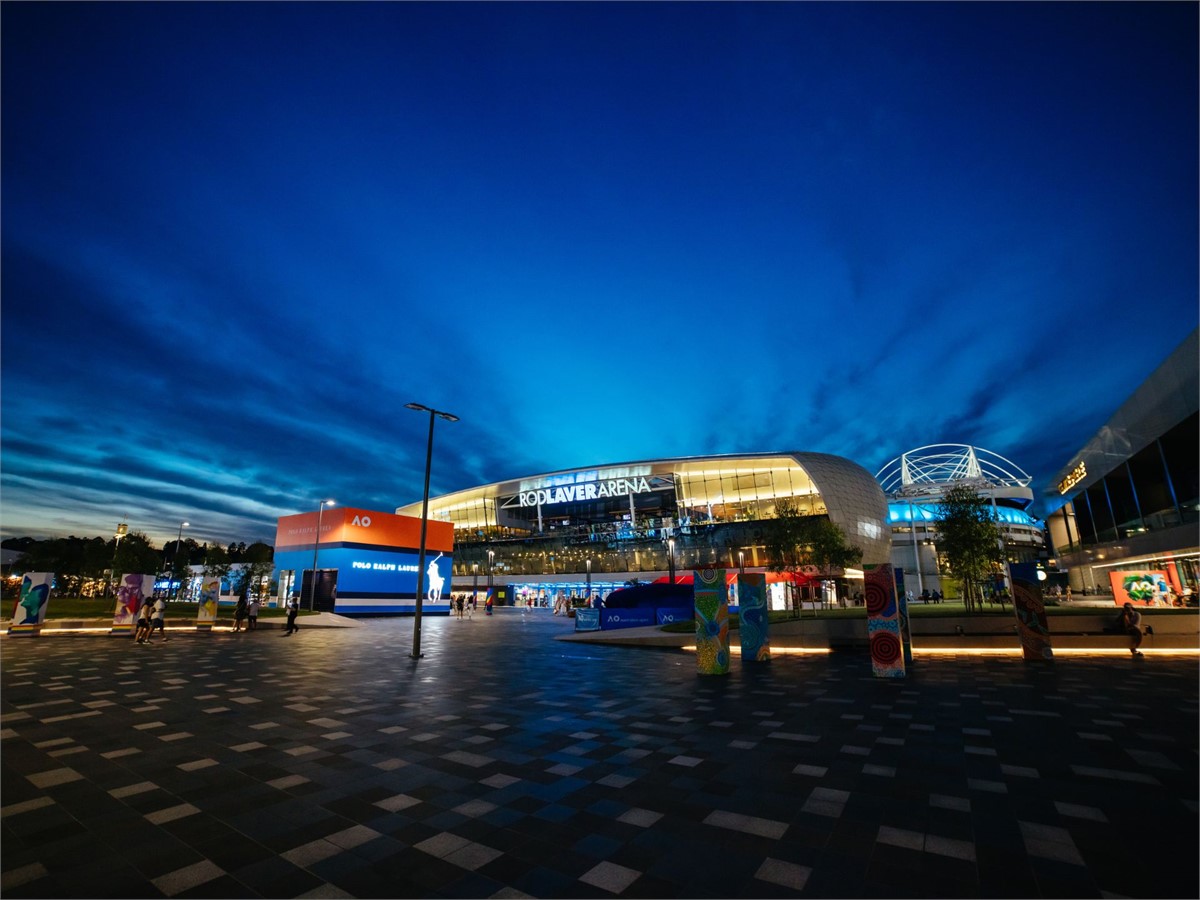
xmin=2 ymin=2 xmax=1196 ymax=548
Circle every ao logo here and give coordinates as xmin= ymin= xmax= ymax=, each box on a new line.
xmin=352 ymin=515 xmax=372 ymax=527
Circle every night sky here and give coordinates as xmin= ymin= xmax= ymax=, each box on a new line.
xmin=2 ymin=2 xmax=1196 ymax=548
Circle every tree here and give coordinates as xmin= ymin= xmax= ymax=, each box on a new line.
xmin=112 ymin=532 xmax=161 ymax=580
xmin=762 ymin=501 xmax=863 ymax=616
xmin=234 ymin=542 xmax=275 ymax=602
xmin=803 ymin=517 xmax=864 ymax=606
xmin=762 ymin=499 xmax=810 ymax=617
xmin=935 ymin=485 xmax=1004 ymax=613
xmin=202 ymin=544 xmax=233 ymax=595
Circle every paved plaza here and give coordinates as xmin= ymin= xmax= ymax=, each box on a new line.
xmin=1 ymin=609 xmax=1197 ymax=899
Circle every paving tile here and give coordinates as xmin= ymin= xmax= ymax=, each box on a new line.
xmin=1 ymin=613 xmax=1196 ymax=899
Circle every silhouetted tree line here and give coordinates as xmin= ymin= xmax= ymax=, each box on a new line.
xmin=1 ymin=534 xmax=274 ymax=598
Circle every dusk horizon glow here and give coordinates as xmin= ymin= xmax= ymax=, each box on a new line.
xmin=2 ymin=2 xmax=1196 ymax=548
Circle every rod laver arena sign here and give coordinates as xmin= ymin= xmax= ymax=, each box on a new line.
xmin=519 ymin=476 xmax=652 ymax=507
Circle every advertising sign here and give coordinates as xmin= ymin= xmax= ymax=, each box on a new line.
xmin=656 ymin=607 xmax=692 ymax=625
xmin=112 ymin=574 xmax=153 ymax=633
xmin=1108 ymin=570 xmax=1173 ymax=606
xmin=600 ymin=608 xmax=655 ymax=630
xmin=574 ymin=608 xmax=601 ymax=631
xmin=9 ymin=573 xmax=53 ymax=635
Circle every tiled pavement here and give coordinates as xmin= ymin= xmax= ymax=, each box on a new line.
xmin=1 ymin=609 xmax=1196 ymax=899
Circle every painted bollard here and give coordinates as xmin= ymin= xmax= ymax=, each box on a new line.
xmin=694 ymin=567 xmax=730 ymax=675
xmin=737 ymin=572 xmax=770 ymax=662
xmin=864 ymin=563 xmax=906 ymax=678
xmin=1009 ymin=562 xmax=1054 ymax=661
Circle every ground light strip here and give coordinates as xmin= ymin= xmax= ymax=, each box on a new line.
xmin=2 ymin=626 xmax=239 ymax=636
xmin=681 ymin=645 xmax=1197 ymax=657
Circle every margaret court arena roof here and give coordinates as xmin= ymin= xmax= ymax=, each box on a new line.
xmin=395 ymin=452 xmax=892 ymax=566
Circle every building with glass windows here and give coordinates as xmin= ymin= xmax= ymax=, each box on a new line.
xmin=1043 ymin=328 xmax=1198 ymax=601
xmin=395 ymin=452 xmax=889 ymax=606
xmin=874 ymin=444 xmax=1047 ymax=598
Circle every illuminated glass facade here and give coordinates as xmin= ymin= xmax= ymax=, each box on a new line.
xmin=1044 ymin=329 xmax=1199 ymax=598
xmin=396 ymin=452 xmax=890 ymax=584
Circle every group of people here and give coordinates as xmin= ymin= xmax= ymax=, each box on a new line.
xmin=134 ymin=597 xmax=168 ymax=643
xmin=133 ymin=594 xmax=270 ymax=644
xmin=232 ymin=595 xmax=260 ymax=632
xmin=453 ymin=592 xmax=476 ymax=619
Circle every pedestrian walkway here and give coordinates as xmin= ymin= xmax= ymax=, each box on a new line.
xmin=1 ymin=609 xmax=1196 ymax=898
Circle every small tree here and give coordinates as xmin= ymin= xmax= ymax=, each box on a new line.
xmin=763 ymin=502 xmax=863 ymax=616
xmin=935 ymin=485 xmax=1004 ymax=613
xmin=202 ymin=544 xmax=233 ymax=599
xmin=235 ymin=542 xmax=275 ymax=603
xmin=803 ymin=517 xmax=863 ymax=606
xmin=762 ymin=499 xmax=809 ymax=617
xmin=112 ymin=532 xmax=162 ymax=581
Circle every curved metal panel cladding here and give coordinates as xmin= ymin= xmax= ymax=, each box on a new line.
xmin=790 ymin=452 xmax=891 ymax=565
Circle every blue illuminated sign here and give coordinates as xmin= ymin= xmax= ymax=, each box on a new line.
xmin=273 ymin=546 xmax=452 ymax=597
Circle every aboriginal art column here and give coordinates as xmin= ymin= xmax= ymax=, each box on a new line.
xmin=1009 ymin=561 xmax=1054 ymax=661
xmin=737 ymin=572 xmax=770 ymax=662
xmin=864 ymin=563 xmax=906 ymax=678
xmin=694 ymin=568 xmax=730 ymax=675
xmin=9 ymin=573 xmax=53 ymax=636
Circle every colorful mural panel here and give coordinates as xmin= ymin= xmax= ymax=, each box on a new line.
xmin=9 ymin=572 xmax=53 ymax=635
xmin=112 ymin=574 xmax=153 ymax=634
xmin=864 ymin=563 xmax=905 ymax=678
xmin=694 ymin=568 xmax=730 ymax=675
xmin=736 ymin=573 xmax=770 ymax=662
xmin=196 ymin=577 xmax=220 ymax=631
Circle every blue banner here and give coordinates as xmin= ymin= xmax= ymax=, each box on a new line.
xmin=600 ymin=608 xmax=656 ymax=629
xmin=574 ymin=608 xmax=601 ymax=631
xmin=656 ymin=607 xmax=692 ymax=625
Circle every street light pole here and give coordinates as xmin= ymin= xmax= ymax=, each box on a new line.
xmin=405 ymin=402 xmax=459 ymax=660
xmin=586 ymin=557 xmax=592 ymax=601
xmin=171 ymin=522 xmax=189 ymax=599
xmin=487 ymin=548 xmax=494 ymax=599
xmin=472 ymin=562 xmax=478 ymax=604
xmin=309 ymin=500 xmax=335 ymax=611
xmin=110 ymin=520 xmax=128 ymax=598
xmin=738 ymin=550 xmax=745 ymax=574
xmin=667 ymin=538 xmax=676 ymax=585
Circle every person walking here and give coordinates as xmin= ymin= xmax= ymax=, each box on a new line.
xmin=134 ymin=599 xmax=153 ymax=644
xmin=233 ymin=594 xmax=248 ymax=633
xmin=147 ymin=597 xmax=168 ymax=643
xmin=247 ymin=597 xmax=259 ymax=631
xmin=284 ymin=597 xmax=299 ymax=636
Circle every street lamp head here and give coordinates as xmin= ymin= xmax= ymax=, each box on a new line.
xmin=406 ymin=402 xmax=459 ymax=422
xmin=181 ymin=522 xmax=189 ymax=529
xmin=322 ymin=499 xmax=336 ymax=507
